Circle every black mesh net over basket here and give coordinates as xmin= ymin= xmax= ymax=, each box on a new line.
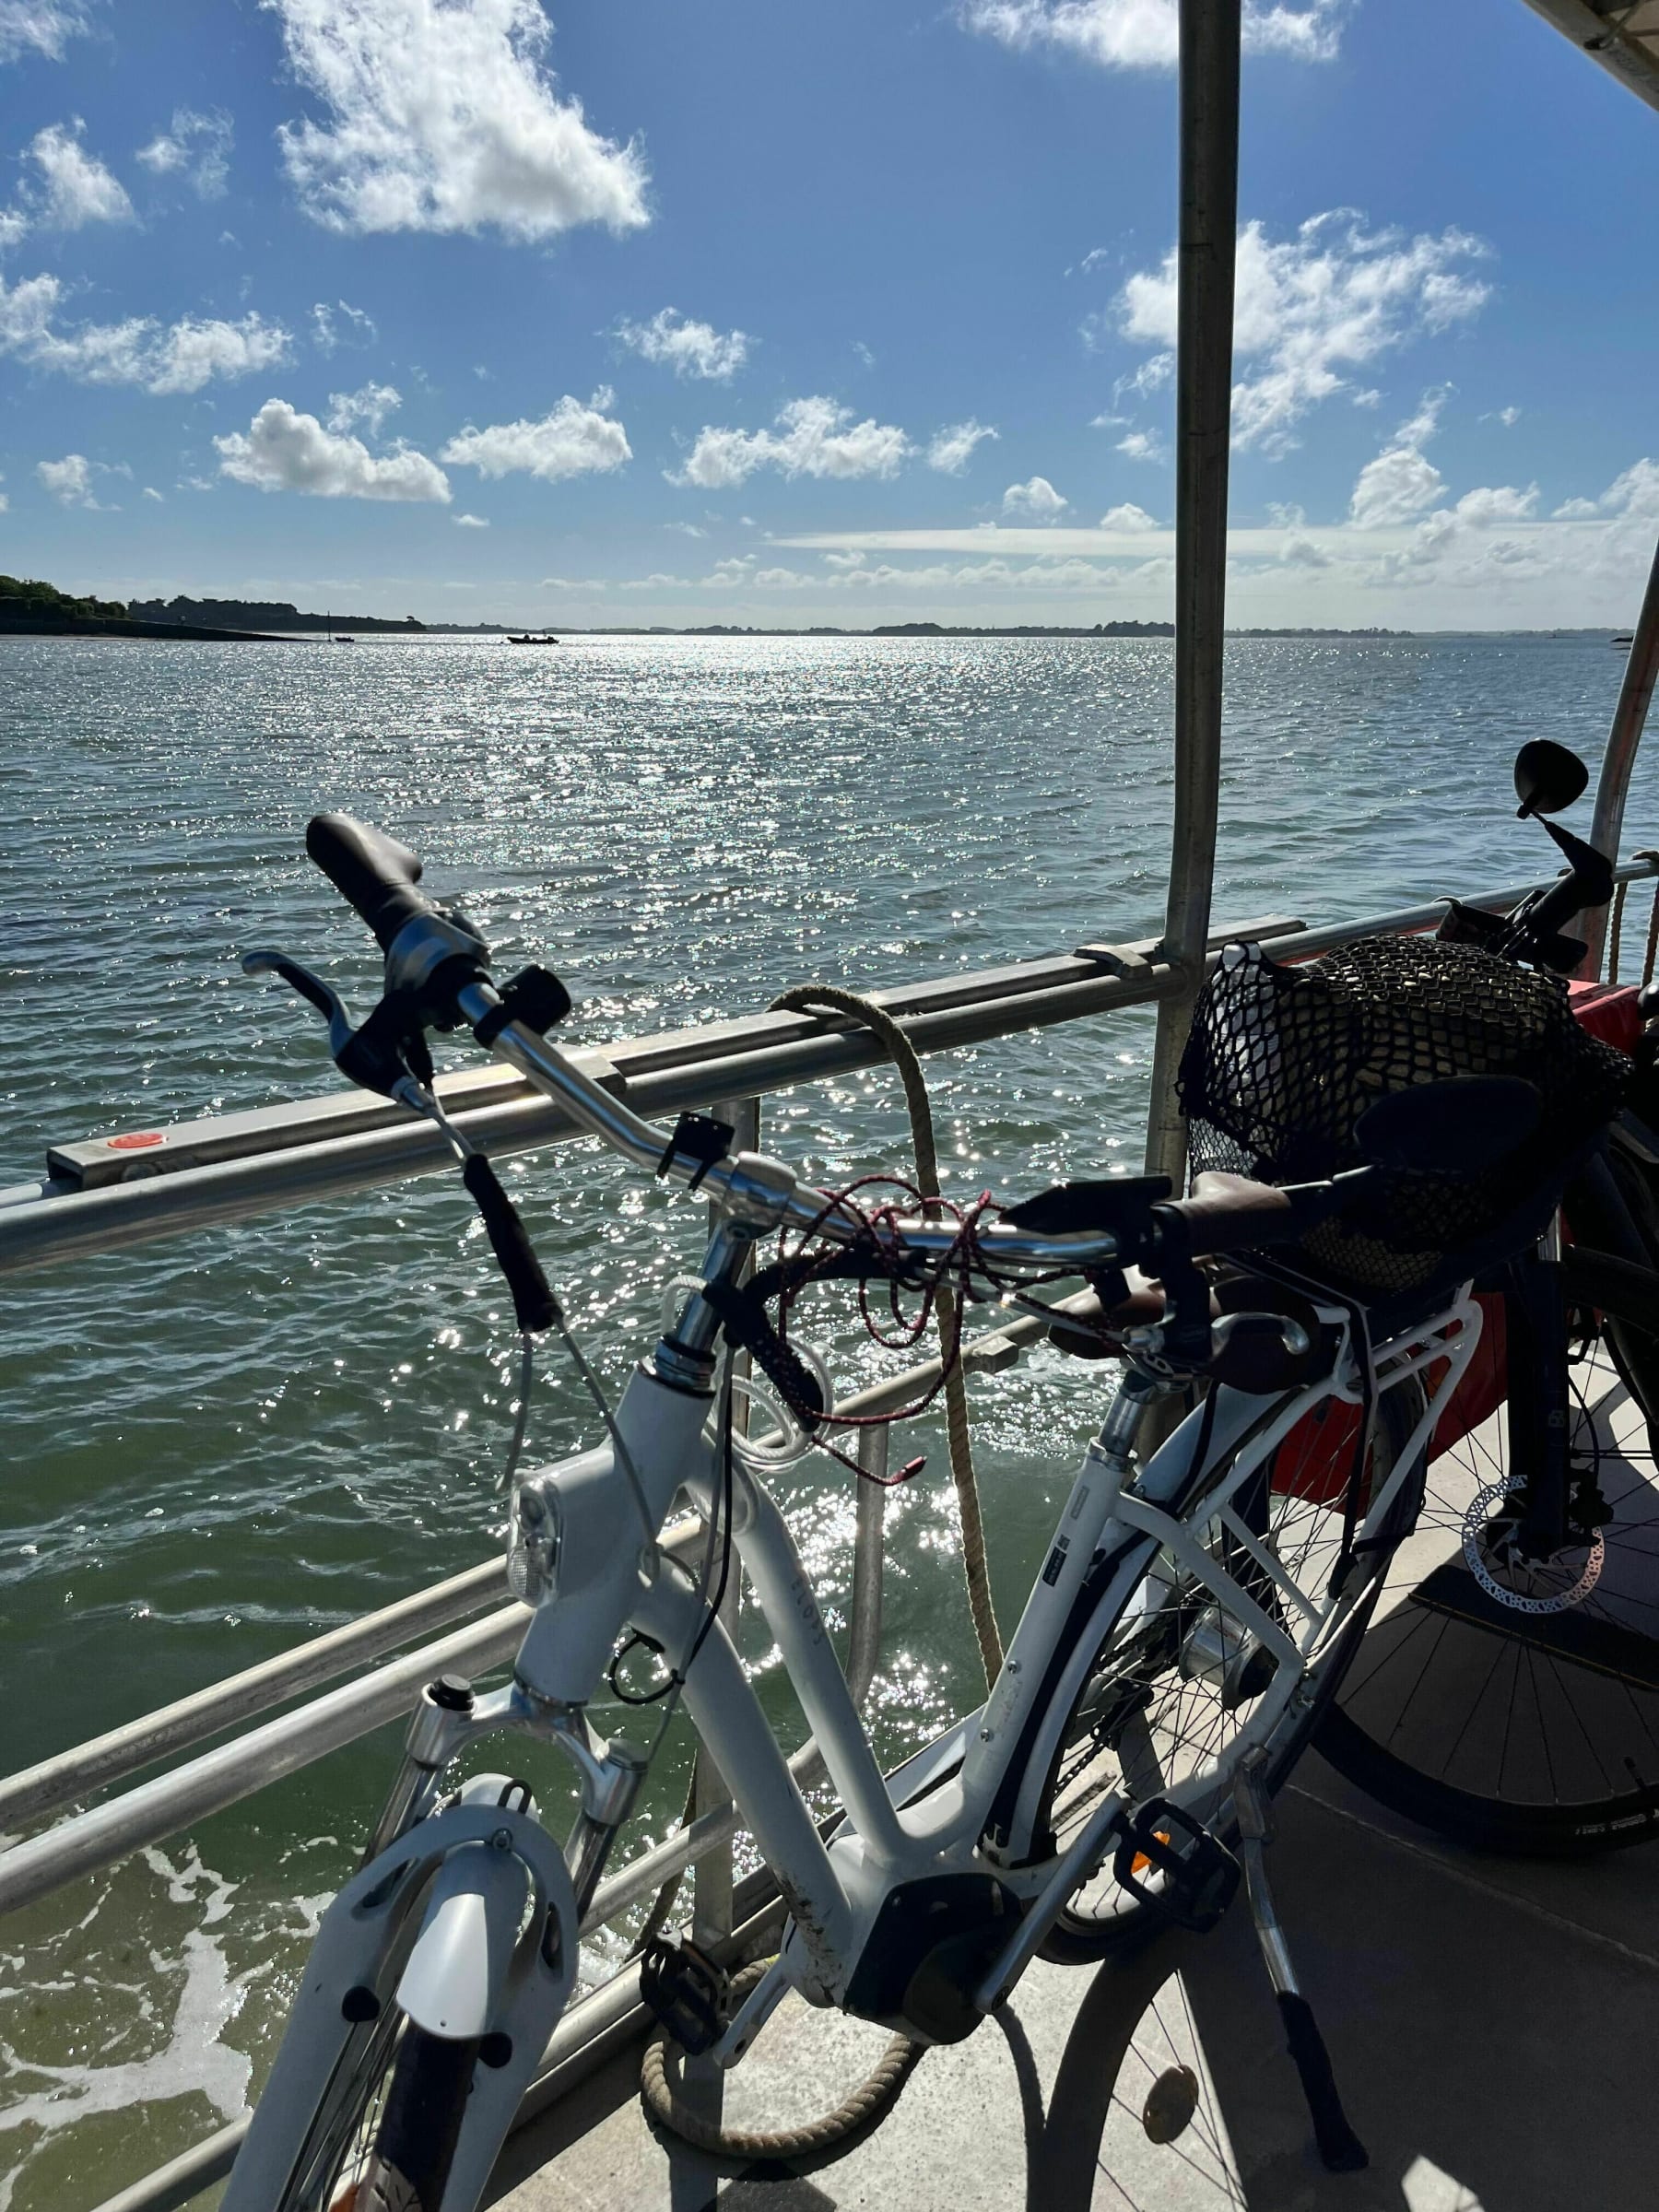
xmin=1177 ymin=935 xmax=1630 ymax=1297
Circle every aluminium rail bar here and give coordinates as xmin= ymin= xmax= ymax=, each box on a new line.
xmin=3 ymin=867 xmax=1652 ymax=1280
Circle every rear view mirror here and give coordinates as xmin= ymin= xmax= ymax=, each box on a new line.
xmin=1513 ymin=739 xmax=1588 ymax=818
xmin=1355 ymin=1077 xmax=1541 ymax=1176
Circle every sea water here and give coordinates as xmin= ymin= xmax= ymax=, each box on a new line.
xmin=0 ymin=631 xmax=1645 ymax=2206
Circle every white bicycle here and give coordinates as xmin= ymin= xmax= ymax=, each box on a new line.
xmin=225 ymin=814 xmax=1535 ymax=2209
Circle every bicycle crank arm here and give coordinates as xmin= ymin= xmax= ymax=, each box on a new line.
xmin=972 ymin=1788 xmax=1130 ymax=2014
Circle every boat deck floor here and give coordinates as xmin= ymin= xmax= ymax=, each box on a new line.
xmin=489 ymin=1752 xmax=1658 ymax=2212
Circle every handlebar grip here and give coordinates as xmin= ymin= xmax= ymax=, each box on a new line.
xmin=306 ymin=813 xmax=439 ymax=954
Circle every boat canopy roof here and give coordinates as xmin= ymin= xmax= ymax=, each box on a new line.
xmin=1524 ymin=0 xmax=1659 ymax=114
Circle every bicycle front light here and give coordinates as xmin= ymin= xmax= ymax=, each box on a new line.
xmin=508 ymin=1478 xmax=562 ymax=1605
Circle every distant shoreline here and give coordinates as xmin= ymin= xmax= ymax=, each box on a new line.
xmin=0 ymin=616 xmax=1632 ymax=643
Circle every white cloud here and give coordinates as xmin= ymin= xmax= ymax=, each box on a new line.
xmin=1109 ymin=349 xmax=1172 ymax=398
xmin=37 ymin=451 xmax=105 ymax=505
xmin=617 ymin=307 xmax=748 ymax=381
xmin=441 ymin=393 xmax=630 ymax=482
xmin=327 ymin=379 xmax=401 ymax=435
xmin=1278 ymin=530 xmax=1331 ymax=568
xmin=0 ymin=270 xmax=290 ymax=393
xmin=673 ymin=396 xmax=912 ymax=488
xmin=1120 ymin=212 xmax=1490 ymax=455
xmin=148 ymin=315 xmax=291 ymax=394
xmin=1002 ymin=474 xmax=1067 ymax=520
xmin=962 ymin=0 xmax=1345 ymax=70
xmin=136 ymin=108 xmax=233 ymax=198
xmin=453 ymin=511 xmax=488 ymax=526
xmin=0 ymin=208 xmax=29 ymax=249
xmin=1100 ymin=500 xmax=1157 ymax=530
xmin=0 ymin=3 xmax=90 ymax=64
xmin=1553 ymin=457 xmax=1659 ymax=524
xmin=142 ymin=484 xmax=162 ymax=500
xmin=926 ymin=419 xmax=998 ymax=475
xmin=675 ymin=548 xmax=1132 ymax=596
xmin=267 ymin=0 xmax=649 ymax=240
xmin=312 ymin=299 xmax=376 ymax=353
xmin=216 ymin=397 xmax=452 ymax=500
xmin=29 ymin=121 xmax=131 ymax=228
xmin=1347 ymin=400 xmax=1536 ymax=536
xmin=1348 ymin=396 xmax=1446 ymax=528
xmin=1116 ymin=429 xmax=1163 ymax=462
xmin=1450 ymin=482 xmax=1537 ymax=527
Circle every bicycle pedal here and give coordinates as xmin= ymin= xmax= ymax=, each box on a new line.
xmin=1112 ymin=1798 xmax=1241 ymax=1933
xmin=639 ymin=1935 xmax=729 ymax=2057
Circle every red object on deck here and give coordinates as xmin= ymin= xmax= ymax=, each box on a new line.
xmin=1568 ymin=980 xmax=1642 ymax=1055
xmin=1270 ymin=1295 xmax=1504 ymax=1506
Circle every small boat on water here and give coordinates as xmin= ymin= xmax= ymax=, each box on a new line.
xmin=1614 ymin=633 xmax=1634 ymax=649
xmin=508 ymin=632 xmax=559 ymax=645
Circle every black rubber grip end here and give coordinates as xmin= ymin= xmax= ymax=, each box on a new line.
xmin=306 ymin=813 xmax=437 ymax=954
xmin=462 ymin=1154 xmax=558 ymax=1335
xmin=1277 ymin=1993 xmax=1368 ymax=2173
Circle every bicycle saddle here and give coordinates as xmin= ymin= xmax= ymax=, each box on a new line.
xmin=1178 ymin=1171 xmax=1294 ymax=1226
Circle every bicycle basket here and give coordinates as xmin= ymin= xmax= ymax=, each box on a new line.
xmin=1177 ymin=935 xmax=1630 ymax=1296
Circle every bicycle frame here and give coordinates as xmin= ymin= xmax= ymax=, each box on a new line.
xmin=364 ymin=1260 xmax=1487 ymax=2053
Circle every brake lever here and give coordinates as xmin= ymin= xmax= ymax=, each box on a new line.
xmin=241 ymin=949 xmax=357 ymax=1060
xmin=242 ymin=947 xmax=433 ymax=1097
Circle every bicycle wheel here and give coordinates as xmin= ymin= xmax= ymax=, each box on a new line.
xmin=1317 ymin=1272 xmax=1659 ymax=1855
xmin=1035 ymin=1380 xmax=1423 ymax=1963
xmin=1594 ymin=1123 xmax=1659 ymax=1445
xmin=275 ymin=2011 xmax=477 ymax=2212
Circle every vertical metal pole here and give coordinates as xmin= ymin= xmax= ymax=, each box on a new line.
xmin=846 ymin=1423 xmax=888 ymax=1710
xmin=1144 ymin=0 xmax=1242 ymax=1182
xmin=689 ymin=1093 xmax=759 ymax=1957
xmin=1580 ymin=527 xmax=1659 ymax=978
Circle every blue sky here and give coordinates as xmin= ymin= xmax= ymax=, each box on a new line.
xmin=2 ymin=0 xmax=1656 ymax=628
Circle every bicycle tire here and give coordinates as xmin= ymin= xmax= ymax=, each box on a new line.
xmin=1593 ymin=1122 xmax=1659 ymax=1445
xmin=1034 ymin=1381 xmax=1423 ymax=1964
xmin=271 ymin=2014 xmax=477 ymax=2212
xmin=1316 ymin=1247 xmax=1659 ymax=1856
xmin=348 ymin=2029 xmax=478 ymax=2212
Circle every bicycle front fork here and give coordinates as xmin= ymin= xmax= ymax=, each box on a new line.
xmin=364 ymin=1675 xmax=647 ymax=1915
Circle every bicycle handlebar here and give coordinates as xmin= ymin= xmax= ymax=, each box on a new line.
xmin=299 ymin=815 xmax=1357 ymax=1299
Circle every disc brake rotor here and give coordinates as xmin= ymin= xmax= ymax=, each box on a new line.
xmin=1462 ymin=1481 xmax=1605 ymax=1615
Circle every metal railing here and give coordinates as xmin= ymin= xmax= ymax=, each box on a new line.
xmin=5 ymin=857 xmax=1656 ymax=2212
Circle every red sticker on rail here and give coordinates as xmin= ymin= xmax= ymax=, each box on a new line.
xmin=107 ymin=1132 xmax=165 ymax=1150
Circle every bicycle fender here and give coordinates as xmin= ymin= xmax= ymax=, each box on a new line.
xmin=396 ymin=1840 xmax=529 ymax=2040
xmin=221 ymin=1801 xmax=578 ymax=2212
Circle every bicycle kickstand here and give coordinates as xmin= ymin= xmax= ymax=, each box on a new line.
xmin=1232 ymin=1751 xmax=1368 ymax=2174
